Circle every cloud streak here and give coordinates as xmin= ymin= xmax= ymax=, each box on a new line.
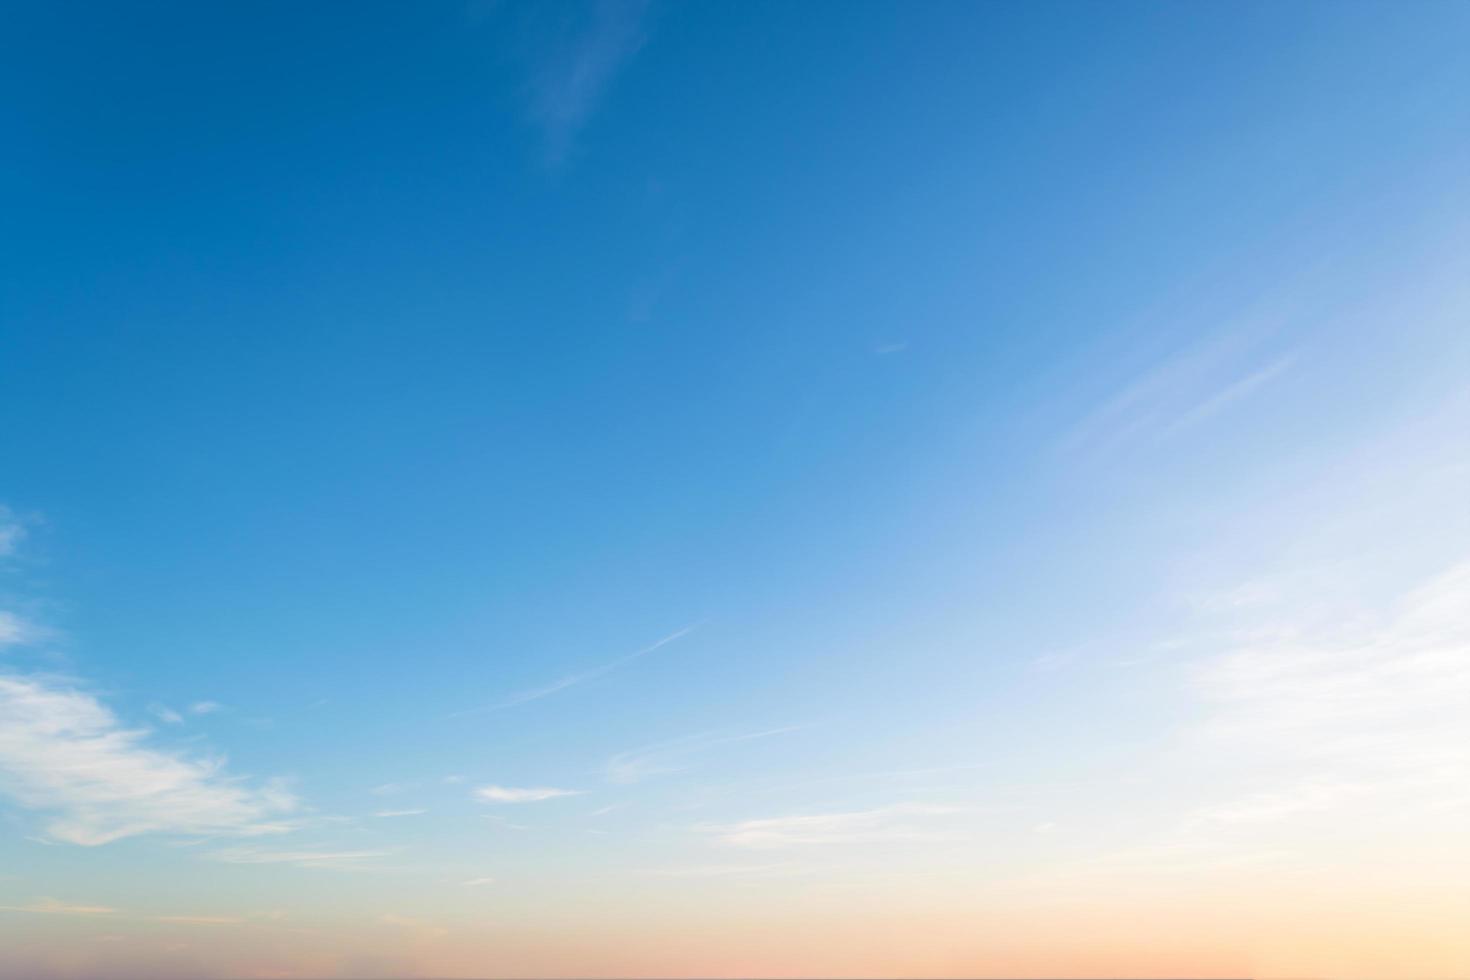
xmin=707 ymin=803 xmax=962 ymax=849
xmin=458 ymin=624 xmax=697 ymax=715
xmin=1066 ymin=333 xmax=1295 ymax=457
xmin=205 ymin=846 xmax=389 ymax=871
xmin=0 ymin=898 xmax=116 ymax=916
xmin=0 ymin=504 xmax=25 ymax=558
xmin=474 ymin=784 xmax=582 ymax=804
xmin=604 ymin=725 xmax=804 ymax=784
xmin=524 ymin=0 xmax=651 ymax=163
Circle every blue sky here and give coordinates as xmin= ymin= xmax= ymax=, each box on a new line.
xmin=3 ymin=3 xmax=1470 ymax=978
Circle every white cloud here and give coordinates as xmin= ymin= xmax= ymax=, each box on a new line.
xmin=708 ymin=803 xmax=962 ymax=849
xmin=460 ymin=876 xmax=496 ymax=887
xmin=1196 ymin=561 xmax=1470 ymax=761
xmin=474 ymin=784 xmax=582 ymax=804
xmin=189 ymin=701 xmax=223 ymax=716
xmin=373 ymin=808 xmax=427 ymax=818
xmin=1186 ymin=559 xmax=1470 ymax=834
xmin=0 ymin=674 xmax=297 ymax=845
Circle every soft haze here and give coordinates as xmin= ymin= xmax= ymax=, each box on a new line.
xmin=2 ymin=2 xmax=1470 ymax=978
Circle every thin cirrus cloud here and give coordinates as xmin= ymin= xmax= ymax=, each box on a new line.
xmin=0 ymin=898 xmax=116 ymax=916
xmin=1158 ymin=354 xmax=1295 ymax=438
xmin=149 ymin=703 xmax=185 ymax=726
xmin=1057 ymin=558 xmax=1470 ymax=887
xmin=474 ymin=784 xmax=582 ymax=804
xmin=149 ymin=701 xmax=223 ymax=726
xmin=379 ymin=912 xmax=449 ymax=939
xmin=707 ymin=803 xmax=963 ymax=849
xmin=603 ymin=725 xmax=806 ymax=784
xmin=0 ymin=610 xmax=35 ymax=648
xmin=521 ymin=0 xmax=652 ymax=163
xmin=1064 ymin=329 xmax=1296 ymax=458
xmin=0 ymin=899 xmax=248 ymax=927
xmin=644 ymin=863 xmax=798 ymax=879
xmin=0 ymin=504 xmax=24 ymax=557
xmin=205 ymin=846 xmax=390 ymax=871
xmin=456 ymin=624 xmax=697 ymax=715
xmin=0 ymin=674 xmax=296 ymax=846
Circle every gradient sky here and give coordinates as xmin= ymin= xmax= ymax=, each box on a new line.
xmin=3 ymin=2 xmax=1470 ymax=978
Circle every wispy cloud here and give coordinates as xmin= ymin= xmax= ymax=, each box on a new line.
xmin=1195 ymin=561 xmax=1470 ymax=754
xmin=379 ymin=912 xmax=448 ymax=938
xmin=0 ymin=504 xmax=25 ymax=558
xmin=206 ymin=846 xmax=389 ymax=871
xmin=460 ymin=876 xmax=496 ymax=887
xmin=189 ymin=700 xmax=223 ymax=716
xmin=483 ymin=813 xmax=529 ymax=830
xmin=149 ymin=703 xmax=185 ymax=726
xmin=0 ymin=611 xmax=35 ymax=648
xmin=1066 ymin=333 xmax=1295 ymax=456
xmin=458 ymin=624 xmax=697 ymax=715
xmin=0 ymin=899 xmax=249 ymax=926
xmin=0 ymin=511 xmax=44 ymax=651
xmin=1159 ymin=354 xmax=1294 ymax=438
xmin=604 ymin=725 xmax=804 ymax=784
xmin=0 ymin=674 xmax=296 ymax=845
xmin=474 ymin=784 xmax=582 ymax=804
xmin=706 ymin=803 xmax=962 ymax=849
xmin=0 ymin=897 xmax=115 ymax=916
xmin=373 ymin=808 xmax=427 ymax=818
xmin=1181 ymin=559 xmax=1470 ymax=841
xmin=643 ymin=863 xmax=799 ymax=878
xmin=520 ymin=0 xmax=651 ymax=163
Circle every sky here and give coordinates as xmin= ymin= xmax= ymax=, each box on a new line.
xmin=2 ymin=2 xmax=1470 ymax=978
